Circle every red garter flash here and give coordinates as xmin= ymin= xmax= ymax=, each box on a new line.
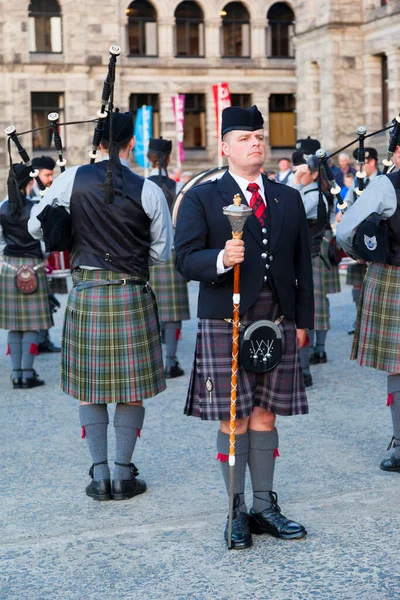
xmin=274 ymin=449 xmax=280 ymax=459
xmin=137 ymin=429 xmax=141 ymax=438
xmin=30 ymin=343 xmax=39 ymax=356
xmin=387 ymin=393 xmax=394 ymax=406
xmin=175 ymin=328 xmax=182 ymax=341
xmin=217 ymin=453 xmax=229 ymax=462
xmin=81 ymin=426 xmax=86 ymax=439
xmin=6 ymin=344 xmax=10 ymax=355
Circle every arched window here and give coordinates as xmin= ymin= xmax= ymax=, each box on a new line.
xmin=175 ymin=1 xmax=204 ymax=57
xmin=28 ymin=0 xmax=62 ymax=53
xmin=269 ymin=94 xmax=296 ymax=148
xmin=221 ymin=2 xmax=250 ymax=58
xmin=127 ymin=0 xmax=158 ymax=57
xmin=267 ymin=3 xmax=294 ymax=58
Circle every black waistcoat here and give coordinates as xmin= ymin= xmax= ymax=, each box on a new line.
xmin=0 ymin=199 xmax=42 ymax=258
xmin=148 ymin=174 xmax=176 ymax=213
xmin=70 ymin=162 xmax=151 ymax=278
xmin=386 ymin=171 xmax=400 ymax=266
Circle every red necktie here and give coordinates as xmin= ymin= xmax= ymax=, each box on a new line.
xmin=247 ymin=182 xmax=266 ymax=227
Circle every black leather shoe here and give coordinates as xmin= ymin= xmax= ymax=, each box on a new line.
xmin=224 ymin=505 xmax=252 ymax=550
xmin=39 ymin=340 xmax=61 ymax=353
xmin=348 ymin=329 xmax=355 ymax=335
xmin=249 ymin=492 xmax=307 ymax=539
xmin=310 ymin=352 xmax=327 ymax=365
xmin=380 ymin=453 xmax=400 ymax=472
xmin=11 ymin=373 xmax=22 ymax=389
xmin=21 ymin=370 xmax=45 ymax=388
xmin=112 ymin=462 xmax=147 ymax=500
xmin=165 ymin=362 xmax=184 ymax=379
xmin=303 ymin=373 xmax=313 ymax=388
xmin=86 ymin=479 xmax=112 ymax=501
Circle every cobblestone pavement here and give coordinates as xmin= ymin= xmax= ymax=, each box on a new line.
xmin=0 ymin=278 xmax=399 ymax=600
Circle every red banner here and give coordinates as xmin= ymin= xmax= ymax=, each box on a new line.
xmin=213 ymin=82 xmax=231 ymax=137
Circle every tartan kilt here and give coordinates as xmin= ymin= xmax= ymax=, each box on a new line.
xmin=346 ymin=263 xmax=367 ymax=287
xmin=185 ymin=285 xmax=308 ymax=421
xmin=320 ymin=238 xmax=341 ymax=295
xmin=0 ymin=255 xmax=53 ymax=331
xmin=351 ymin=262 xmax=400 ymax=372
xmin=61 ymin=268 xmax=166 ymax=403
xmin=312 ymin=254 xmax=330 ymax=331
xmin=149 ymin=249 xmax=190 ymax=323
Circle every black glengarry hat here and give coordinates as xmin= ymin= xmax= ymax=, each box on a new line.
xmin=102 ymin=110 xmax=134 ymax=143
xmin=148 ymin=138 xmax=172 ymax=155
xmin=32 ymin=156 xmax=56 ymax=170
xmin=221 ymin=105 xmax=264 ymax=138
xmin=295 ymin=137 xmax=321 ymax=155
xmin=353 ymin=147 xmax=378 ymax=162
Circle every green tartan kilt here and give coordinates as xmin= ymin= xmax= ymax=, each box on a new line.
xmin=312 ymin=254 xmax=330 ymax=331
xmin=320 ymin=238 xmax=341 ymax=295
xmin=149 ymin=249 xmax=190 ymax=323
xmin=351 ymin=262 xmax=400 ymax=372
xmin=346 ymin=263 xmax=367 ymax=287
xmin=61 ymin=268 xmax=166 ymax=403
xmin=0 ymin=255 xmax=53 ymax=331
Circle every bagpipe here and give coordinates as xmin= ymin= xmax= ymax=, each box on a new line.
xmin=4 ymin=45 xmax=122 ymax=254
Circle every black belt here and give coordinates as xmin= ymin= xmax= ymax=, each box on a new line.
xmin=74 ymin=278 xmax=148 ymax=292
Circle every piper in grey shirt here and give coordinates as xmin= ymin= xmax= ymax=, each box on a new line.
xmin=28 ymin=156 xmax=173 ymax=268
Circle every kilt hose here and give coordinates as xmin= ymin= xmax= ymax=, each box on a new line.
xmin=62 ymin=268 xmax=166 ymax=403
xmin=0 ymin=255 xmax=53 ymax=331
xmin=351 ymin=262 xmax=400 ymax=373
xmin=185 ymin=285 xmax=308 ymax=421
xmin=346 ymin=263 xmax=367 ymax=287
xmin=312 ymin=254 xmax=330 ymax=331
xmin=149 ymin=249 xmax=190 ymax=323
xmin=320 ymin=238 xmax=341 ymax=295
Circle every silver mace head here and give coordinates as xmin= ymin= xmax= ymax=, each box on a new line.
xmin=223 ymin=194 xmax=252 ymax=235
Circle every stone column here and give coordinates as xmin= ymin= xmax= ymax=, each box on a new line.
xmin=251 ymin=19 xmax=266 ymax=60
xmin=364 ymin=53 xmax=384 ymax=134
xmin=205 ymin=18 xmax=221 ymax=59
xmin=158 ymin=17 xmax=175 ymax=58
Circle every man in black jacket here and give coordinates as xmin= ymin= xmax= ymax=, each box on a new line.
xmin=175 ymin=105 xmax=314 ymax=549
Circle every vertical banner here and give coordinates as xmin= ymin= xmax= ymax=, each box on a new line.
xmin=172 ymin=94 xmax=185 ymax=169
xmin=134 ymin=105 xmax=153 ymax=176
xmin=212 ymin=82 xmax=231 ymax=168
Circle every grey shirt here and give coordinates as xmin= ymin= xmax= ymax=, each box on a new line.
xmin=336 ymin=174 xmax=397 ymax=256
xmin=28 ymin=157 xmax=173 ymax=266
xmin=291 ymin=182 xmax=328 ymax=219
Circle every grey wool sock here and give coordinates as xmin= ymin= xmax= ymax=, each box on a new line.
xmin=113 ymin=404 xmax=145 ymax=480
xmin=316 ymin=330 xmax=328 ymax=353
xmin=216 ymin=430 xmax=249 ymax=513
xmin=248 ymin=428 xmax=279 ymax=513
xmin=299 ymin=346 xmax=310 ymax=376
xmin=387 ymin=375 xmax=400 ymax=458
xmin=21 ymin=331 xmax=39 ymax=379
xmin=164 ymin=321 xmax=181 ymax=368
xmin=79 ymin=404 xmax=110 ymax=480
xmin=7 ymin=331 xmax=22 ymax=379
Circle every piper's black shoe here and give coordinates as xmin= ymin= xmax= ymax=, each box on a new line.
xmin=86 ymin=479 xmax=112 ymax=501
xmin=249 ymin=492 xmax=307 ymax=539
xmin=21 ymin=370 xmax=45 ymax=389
xmin=380 ymin=453 xmax=400 ymax=472
xmin=112 ymin=462 xmax=147 ymax=500
xmin=303 ymin=373 xmax=313 ymax=388
xmin=224 ymin=511 xmax=252 ymax=550
xmin=310 ymin=352 xmax=327 ymax=365
xmin=39 ymin=340 xmax=61 ymax=353
xmin=348 ymin=329 xmax=355 ymax=335
xmin=86 ymin=461 xmax=112 ymax=501
xmin=165 ymin=362 xmax=185 ymax=379
xmin=11 ymin=373 xmax=22 ymax=389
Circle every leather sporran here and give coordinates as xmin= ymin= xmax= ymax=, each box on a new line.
xmin=15 ymin=265 xmax=38 ymax=294
xmin=239 ymin=319 xmax=283 ymax=373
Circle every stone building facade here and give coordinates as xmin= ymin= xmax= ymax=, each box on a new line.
xmin=0 ymin=0 xmax=399 ymax=190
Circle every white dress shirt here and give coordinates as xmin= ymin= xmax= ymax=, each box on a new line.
xmin=216 ymin=171 xmax=266 ymax=275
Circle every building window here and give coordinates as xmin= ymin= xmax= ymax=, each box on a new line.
xmin=31 ymin=92 xmax=64 ymax=149
xmin=175 ymin=1 xmax=204 ymax=57
xmin=28 ymin=0 xmax=62 ymax=54
xmin=130 ymin=93 xmax=160 ymax=137
xmin=381 ymin=54 xmax=389 ymax=127
xmin=230 ymin=93 xmax=252 ymax=108
xmin=221 ymin=2 xmax=250 ymax=58
xmin=269 ymin=94 xmax=296 ymax=148
xmin=184 ymin=94 xmax=206 ymax=149
xmin=267 ymin=3 xmax=295 ymax=58
xmin=127 ymin=0 xmax=158 ymax=57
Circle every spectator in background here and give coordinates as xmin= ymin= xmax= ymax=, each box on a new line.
xmin=335 ymin=153 xmax=356 ymax=188
xmin=276 ymin=157 xmax=293 ymax=185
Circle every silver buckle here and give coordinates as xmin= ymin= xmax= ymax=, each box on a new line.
xmin=121 ymin=278 xmax=127 ymax=285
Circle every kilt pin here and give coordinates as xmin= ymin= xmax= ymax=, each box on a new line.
xmin=62 ymin=268 xmax=165 ymax=403
xmin=0 ymin=255 xmax=53 ymax=331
